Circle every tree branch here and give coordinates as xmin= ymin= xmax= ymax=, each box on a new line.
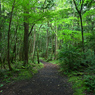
xmin=73 ymin=0 xmax=80 ymax=14
xmin=39 ymin=24 xmax=43 ymax=30
xmin=80 ymin=0 xmax=84 ymax=12
xmin=28 ymin=24 xmax=35 ymax=37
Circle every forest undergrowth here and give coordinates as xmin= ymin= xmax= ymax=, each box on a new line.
xmin=0 ymin=61 xmax=43 ymax=93
xmin=58 ymin=45 xmax=95 ymax=95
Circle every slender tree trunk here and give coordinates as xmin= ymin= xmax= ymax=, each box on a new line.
xmin=46 ymin=22 xmax=49 ymax=59
xmin=55 ymin=24 xmax=58 ymax=60
xmin=11 ymin=25 xmax=18 ymax=63
xmin=0 ymin=1 xmax=1 ymax=29
xmin=14 ymin=10 xmax=18 ymax=63
xmin=79 ymin=13 xmax=84 ymax=52
xmin=46 ymin=27 xmax=49 ymax=59
xmin=51 ymin=37 xmax=54 ymax=60
xmin=49 ymin=23 xmax=55 ymax=60
xmin=32 ymin=27 xmax=36 ymax=62
xmin=73 ymin=0 xmax=84 ymax=52
xmin=36 ymin=46 xmax=39 ymax=64
xmin=29 ymin=33 xmax=33 ymax=55
xmin=0 ymin=1 xmax=1 ymax=36
xmin=8 ymin=0 xmax=15 ymax=71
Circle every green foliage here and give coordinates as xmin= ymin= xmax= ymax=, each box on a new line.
xmin=83 ymin=8 xmax=95 ymax=18
xmin=58 ymin=29 xmax=81 ymax=43
xmin=59 ymin=46 xmax=83 ymax=72
xmin=0 ymin=62 xmax=43 ymax=86
xmin=16 ymin=63 xmax=43 ymax=80
xmin=46 ymin=54 xmax=54 ymax=62
xmin=59 ymin=44 xmax=95 ymax=94
xmin=84 ymin=75 xmax=95 ymax=92
xmin=18 ymin=69 xmax=33 ymax=80
xmin=87 ymin=34 xmax=95 ymax=52
xmin=82 ymin=49 xmax=95 ymax=66
xmin=49 ymin=60 xmax=59 ymax=64
xmin=0 ymin=70 xmax=12 ymax=83
xmin=59 ymin=45 xmax=95 ymax=72
xmin=69 ymin=76 xmax=86 ymax=95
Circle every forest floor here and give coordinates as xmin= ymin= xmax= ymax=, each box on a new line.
xmin=0 ymin=60 xmax=73 ymax=95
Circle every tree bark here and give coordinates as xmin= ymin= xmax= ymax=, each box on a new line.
xmin=11 ymin=25 xmax=18 ymax=63
xmin=23 ymin=0 xmax=30 ymax=66
xmin=23 ymin=13 xmax=29 ymax=66
xmin=0 ymin=1 xmax=1 ymax=32
xmin=46 ymin=22 xmax=49 ymax=59
xmin=8 ymin=0 xmax=15 ymax=71
xmin=32 ymin=27 xmax=36 ymax=62
xmin=28 ymin=24 xmax=35 ymax=37
xmin=55 ymin=24 xmax=58 ymax=60
xmin=0 ymin=1 xmax=1 ymax=29
xmin=36 ymin=47 xmax=39 ymax=64
xmin=79 ymin=13 xmax=84 ymax=52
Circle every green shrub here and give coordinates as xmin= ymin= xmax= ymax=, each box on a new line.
xmin=69 ymin=76 xmax=86 ymax=95
xmin=18 ymin=69 xmax=33 ymax=80
xmin=59 ymin=45 xmax=95 ymax=73
xmin=59 ymin=46 xmax=83 ymax=72
xmin=82 ymin=49 xmax=95 ymax=66
xmin=59 ymin=45 xmax=95 ymax=94
xmin=84 ymin=75 xmax=95 ymax=92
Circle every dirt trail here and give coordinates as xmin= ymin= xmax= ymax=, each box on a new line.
xmin=0 ymin=60 xmax=73 ymax=95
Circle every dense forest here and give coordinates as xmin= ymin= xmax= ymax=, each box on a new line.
xmin=0 ymin=0 xmax=95 ymax=94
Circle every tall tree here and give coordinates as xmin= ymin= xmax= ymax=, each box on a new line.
xmin=55 ymin=23 xmax=58 ymax=60
xmin=0 ymin=1 xmax=1 ymax=31
xmin=23 ymin=13 xmax=29 ymax=65
xmin=23 ymin=1 xmax=29 ymax=66
xmin=46 ymin=22 xmax=49 ymax=59
xmin=7 ymin=0 xmax=15 ymax=71
xmin=32 ymin=27 xmax=36 ymax=62
xmin=0 ymin=1 xmax=1 ymax=46
xmin=73 ymin=0 xmax=84 ymax=51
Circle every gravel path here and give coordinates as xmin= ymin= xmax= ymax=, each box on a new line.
xmin=0 ymin=60 xmax=73 ymax=95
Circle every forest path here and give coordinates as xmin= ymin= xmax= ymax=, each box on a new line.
xmin=0 ymin=60 xmax=73 ymax=95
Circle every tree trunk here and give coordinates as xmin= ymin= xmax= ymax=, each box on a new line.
xmin=55 ymin=24 xmax=58 ymax=60
xmin=23 ymin=13 xmax=29 ymax=66
xmin=32 ymin=27 xmax=36 ymax=62
xmin=46 ymin=22 xmax=49 ymax=59
xmin=79 ymin=13 xmax=84 ymax=52
xmin=8 ymin=0 xmax=15 ymax=71
xmin=29 ymin=33 xmax=33 ymax=55
xmin=15 ymin=26 xmax=18 ymax=62
xmin=51 ymin=36 xmax=54 ymax=60
xmin=73 ymin=0 xmax=84 ymax=52
xmin=11 ymin=25 xmax=18 ymax=63
xmin=46 ymin=29 xmax=49 ymax=59
xmin=0 ymin=1 xmax=1 ymax=36
xmin=0 ymin=1 xmax=1 ymax=30
xmin=36 ymin=47 xmax=39 ymax=64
